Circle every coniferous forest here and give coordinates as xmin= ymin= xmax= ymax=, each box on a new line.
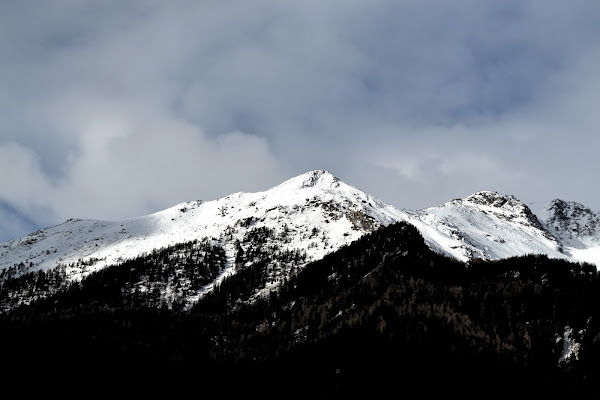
xmin=1 ymin=222 xmax=599 ymax=398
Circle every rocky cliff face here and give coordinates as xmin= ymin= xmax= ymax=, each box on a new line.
xmin=541 ymin=199 xmax=600 ymax=246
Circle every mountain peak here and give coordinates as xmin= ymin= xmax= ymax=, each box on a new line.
xmin=549 ymin=199 xmax=594 ymax=217
xmin=275 ymin=170 xmax=341 ymax=190
xmin=540 ymin=199 xmax=600 ymax=245
xmin=463 ymin=191 xmax=520 ymax=209
xmin=462 ymin=191 xmax=548 ymax=230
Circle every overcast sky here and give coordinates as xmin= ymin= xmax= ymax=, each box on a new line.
xmin=1 ymin=0 xmax=599 ymax=242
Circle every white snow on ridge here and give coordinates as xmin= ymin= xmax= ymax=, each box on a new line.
xmin=0 ymin=170 xmax=409 ymax=283
xmin=413 ymin=192 xmax=566 ymax=263
xmin=528 ymin=199 xmax=600 ymax=266
xmin=528 ymin=199 xmax=600 ymax=247
xmin=2 ymin=171 xmax=600 ymax=290
xmin=564 ymin=247 xmax=600 ymax=270
xmin=557 ymin=325 xmax=582 ymax=366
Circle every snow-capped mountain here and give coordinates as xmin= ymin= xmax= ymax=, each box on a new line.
xmin=530 ymin=199 xmax=600 ymax=246
xmin=1 ymin=170 xmax=600 ymax=308
xmin=0 ymin=170 xmax=407 ymax=290
xmin=410 ymin=191 xmax=565 ymax=262
xmin=529 ymin=199 xmax=600 ymax=267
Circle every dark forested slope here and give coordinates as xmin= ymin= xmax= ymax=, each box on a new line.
xmin=1 ymin=222 xmax=599 ymax=398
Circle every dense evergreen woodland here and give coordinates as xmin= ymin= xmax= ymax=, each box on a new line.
xmin=1 ymin=222 xmax=599 ymax=398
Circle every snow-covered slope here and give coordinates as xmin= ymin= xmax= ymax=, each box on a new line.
xmin=529 ymin=199 xmax=600 ymax=267
xmin=0 ymin=170 xmax=408 ymax=287
xmin=1 ymin=171 xmax=599 ymax=297
xmin=410 ymin=191 xmax=566 ymax=263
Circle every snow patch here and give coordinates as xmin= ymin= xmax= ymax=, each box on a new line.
xmin=557 ymin=326 xmax=582 ymax=366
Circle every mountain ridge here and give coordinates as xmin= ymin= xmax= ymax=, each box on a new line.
xmin=2 ymin=171 xmax=599 ymax=397
xmin=1 ymin=170 xmax=599 ymax=309
xmin=0 ymin=170 xmax=408 ymax=308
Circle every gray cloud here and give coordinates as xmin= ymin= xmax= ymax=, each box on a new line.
xmin=1 ymin=0 xmax=599 ymax=241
